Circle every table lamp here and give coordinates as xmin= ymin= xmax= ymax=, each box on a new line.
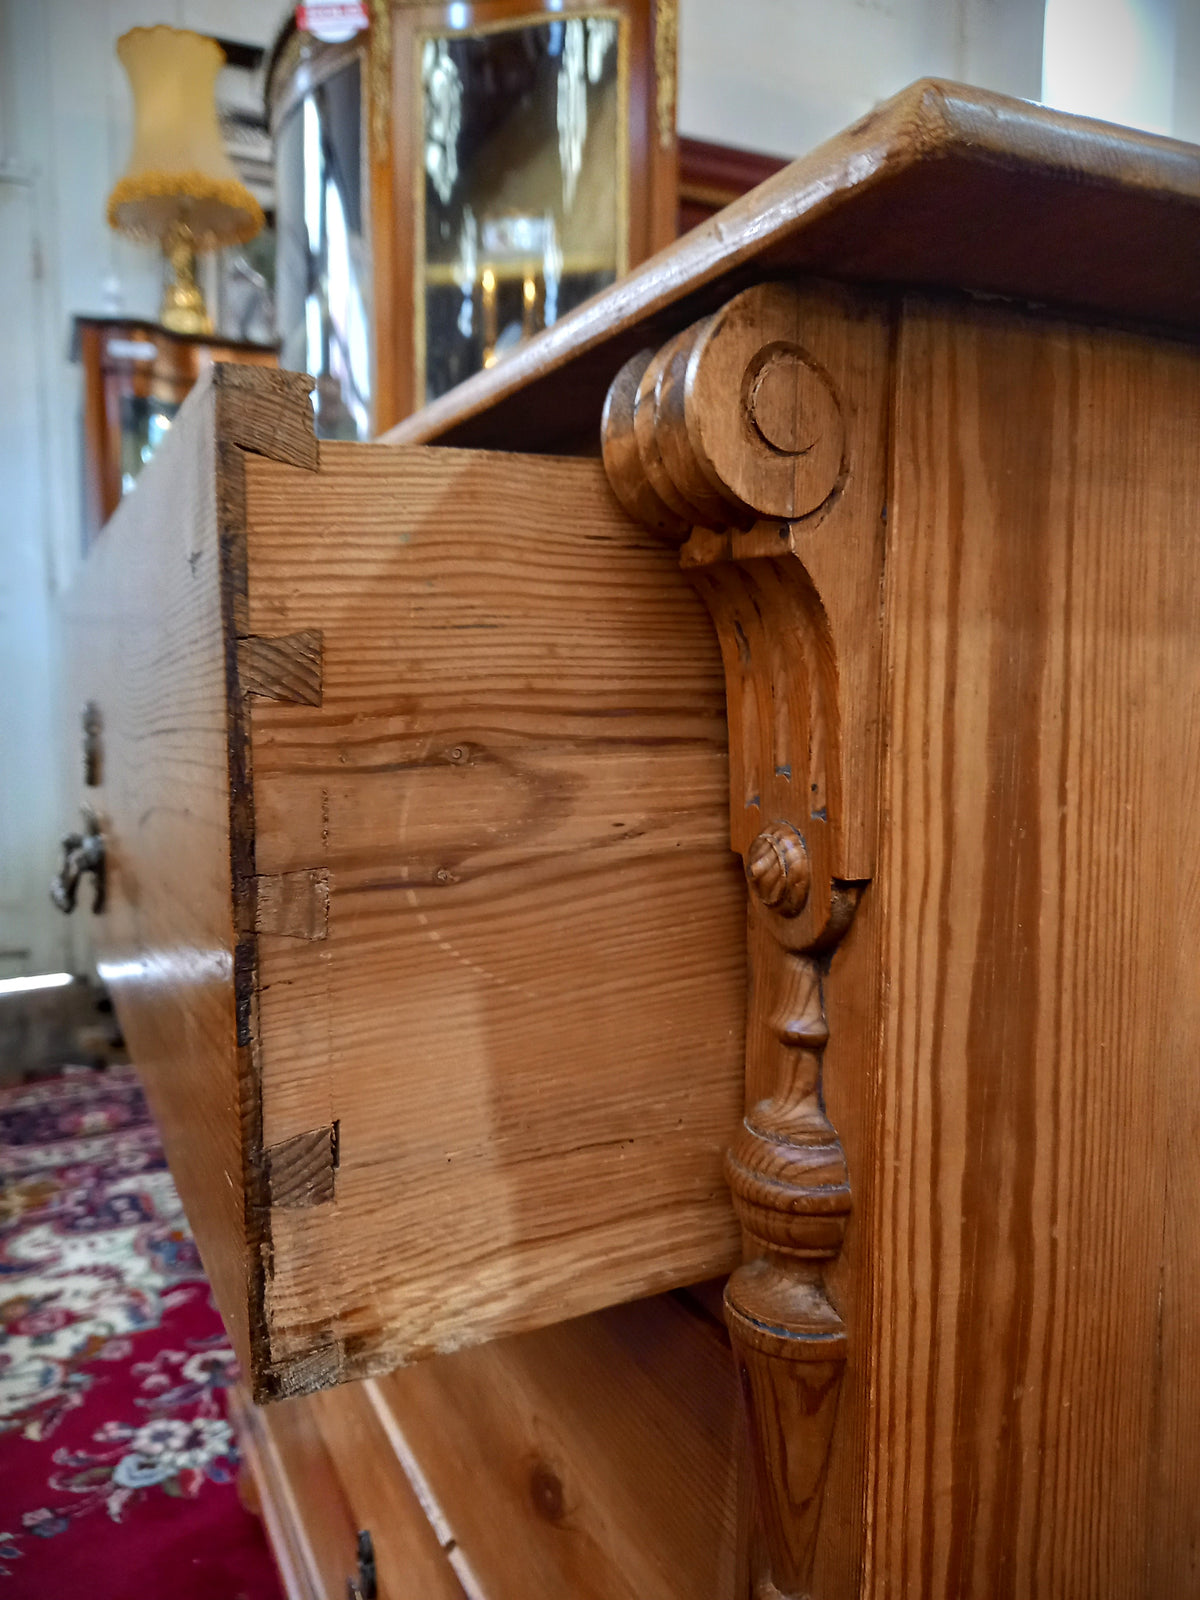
xmin=107 ymin=25 xmax=264 ymax=336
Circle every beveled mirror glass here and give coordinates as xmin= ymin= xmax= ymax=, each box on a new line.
xmin=418 ymin=12 xmax=627 ymax=403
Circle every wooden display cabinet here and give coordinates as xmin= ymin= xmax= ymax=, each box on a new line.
xmin=267 ymin=0 xmax=678 ymax=436
xmin=71 ymin=315 xmax=276 ymax=547
xmin=61 ymin=81 xmax=1200 ymax=1600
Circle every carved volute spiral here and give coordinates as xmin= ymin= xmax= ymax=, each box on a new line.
xmin=602 ymin=281 xmax=890 ymax=1600
xmin=600 ymin=282 xmax=846 ymax=543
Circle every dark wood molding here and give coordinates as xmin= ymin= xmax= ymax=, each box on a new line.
xmin=678 ymin=134 xmax=789 ymax=234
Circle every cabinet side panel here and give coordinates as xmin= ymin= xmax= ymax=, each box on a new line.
xmin=62 ymin=376 xmax=253 ymax=1367
xmin=243 ymin=445 xmax=745 ymax=1391
xmin=872 ymin=300 xmax=1200 ymax=1598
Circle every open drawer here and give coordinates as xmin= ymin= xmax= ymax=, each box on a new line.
xmin=62 ymin=365 xmax=746 ymax=1400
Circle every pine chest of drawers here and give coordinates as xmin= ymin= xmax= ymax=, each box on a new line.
xmin=63 ymin=80 xmax=1200 ymax=1600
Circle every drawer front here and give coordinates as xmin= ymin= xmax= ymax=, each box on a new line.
xmin=61 ymin=368 xmax=265 ymax=1367
xmin=63 ymin=365 xmax=745 ymax=1400
xmin=364 ymin=1291 xmax=743 ymax=1600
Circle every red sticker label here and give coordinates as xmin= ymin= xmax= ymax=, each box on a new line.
xmin=297 ymin=1 xmax=369 ymax=43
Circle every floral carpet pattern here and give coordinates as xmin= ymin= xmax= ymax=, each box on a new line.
xmin=0 ymin=1065 xmax=282 ymax=1598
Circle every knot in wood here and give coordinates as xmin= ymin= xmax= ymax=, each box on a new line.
xmin=529 ymin=1460 xmax=566 ymax=1523
xmin=746 ymin=824 xmax=811 ymax=916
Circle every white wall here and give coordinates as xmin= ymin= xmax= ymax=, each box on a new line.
xmin=677 ymin=0 xmax=1046 ymax=157
xmin=0 ymin=173 xmax=65 ymax=978
xmin=1043 ymin=0 xmax=1188 ymax=137
xmin=1177 ymin=0 xmax=1200 ymax=142
xmin=0 ymin=0 xmax=73 ymax=977
xmin=676 ymin=0 xmax=1200 ymax=159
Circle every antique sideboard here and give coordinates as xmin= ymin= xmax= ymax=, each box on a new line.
xmin=60 ymin=81 xmax=1200 ymax=1599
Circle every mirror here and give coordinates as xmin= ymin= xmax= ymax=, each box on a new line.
xmin=418 ymin=12 xmax=627 ymax=403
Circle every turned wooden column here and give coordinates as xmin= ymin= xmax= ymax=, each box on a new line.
xmin=602 ymin=281 xmax=890 ymax=1597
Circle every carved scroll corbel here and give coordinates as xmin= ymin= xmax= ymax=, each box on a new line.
xmin=602 ymin=282 xmax=889 ymax=1598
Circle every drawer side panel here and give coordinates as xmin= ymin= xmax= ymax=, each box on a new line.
xmin=243 ymin=444 xmax=746 ymax=1391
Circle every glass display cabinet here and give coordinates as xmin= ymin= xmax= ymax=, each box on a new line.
xmin=267 ymin=0 xmax=676 ymax=435
xmin=71 ymin=316 xmax=276 ymax=547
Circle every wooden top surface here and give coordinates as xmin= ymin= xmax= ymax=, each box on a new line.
xmin=384 ymin=78 xmax=1200 ymax=451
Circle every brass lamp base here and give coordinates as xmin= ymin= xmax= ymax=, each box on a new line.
xmin=160 ymin=222 xmax=212 ymax=336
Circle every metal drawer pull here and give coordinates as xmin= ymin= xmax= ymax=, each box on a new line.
xmin=50 ymin=812 xmax=106 ymax=915
xmin=346 ymin=1529 xmax=376 ymax=1600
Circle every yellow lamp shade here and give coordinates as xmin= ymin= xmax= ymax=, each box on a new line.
xmin=107 ymin=25 xmax=263 ymax=249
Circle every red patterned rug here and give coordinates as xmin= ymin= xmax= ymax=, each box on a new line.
xmin=0 ymin=1065 xmax=283 ymax=1599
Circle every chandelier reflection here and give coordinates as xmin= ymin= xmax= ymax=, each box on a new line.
xmin=419 ymin=12 xmax=628 ymax=403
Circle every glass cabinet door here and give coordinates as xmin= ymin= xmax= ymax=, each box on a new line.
xmin=275 ymin=51 xmax=372 ymax=439
xmin=417 ymin=11 xmax=627 ymax=403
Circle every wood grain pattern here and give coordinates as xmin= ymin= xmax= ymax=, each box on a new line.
xmin=229 ymin=1383 xmax=353 ymax=1600
xmin=722 ymin=945 xmax=850 ymax=1600
xmin=384 ymin=78 xmax=1200 ymax=453
xmin=241 ymin=441 xmax=746 ymax=1391
xmin=68 ymin=367 xmax=748 ymax=1401
xmin=255 ymin=869 xmax=330 ymax=940
xmin=863 ymin=297 xmax=1200 ymax=1599
xmin=364 ymin=1291 xmax=744 ymax=1600
xmin=307 ymin=1384 xmax=469 ymax=1600
xmin=61 ymin=367 xmax=268 ymax=1373
xmin=73 ymin=111 xmax=1200 ymax=1600
xmin=597 ymin=272 xmax=1200 ymax=1596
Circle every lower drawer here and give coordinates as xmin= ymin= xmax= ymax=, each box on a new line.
xmin=231 ymin=1381 xmax=465 ymax=1600
xmin=234 ymin=1290 xmax=745 ymax=1600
